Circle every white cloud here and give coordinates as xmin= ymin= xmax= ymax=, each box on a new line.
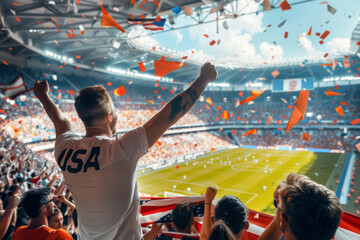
xmin=175 ymin=31 xmax=183 ymax=44
xmin=297 ymin=34 xmax=322 ymax=58
xmin=326 ymin=38 xmax=351 ymax=56
xmin=259 ymin=42 xmax=283 ymax=61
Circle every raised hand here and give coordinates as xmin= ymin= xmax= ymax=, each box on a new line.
xmin=205 ymin=186 xmax=217 ymax=204
xmin=199 ymin=62 xmax=217 ymax=83
xmin=33 ymin=80 xmax=49 ymax=99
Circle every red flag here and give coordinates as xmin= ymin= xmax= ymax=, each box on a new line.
xmin=285 ymin=90 xmax=310 ymax=132
xmin=101 ymin=6 xmax=126 ymax=33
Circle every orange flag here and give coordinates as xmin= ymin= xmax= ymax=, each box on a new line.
xmin=285 ymin=90 xmax=310 ymax=132
xmin=210 ymin=147 xmax=216 ymax=154
xmin=325 ymin=90 xmax=342 ymax=96
xmin=101 ymin=6 xmax=126 ymax=33
xmin=350 ymin=119 xmax=360 ymax=125
xmin=222 ymin=110 xmax=230 ymax=120
xmin=205 ymin=97 xmax=214 ymax=106
xmin=240 ymin=90 xmax=266 ymax=105
xmin=114 ymin=85 xmax=126 ymax=96
xmin=335 ymin=106 xmax=344 ymax=116
xmin=240 ymin=129 xmax=257 ymax=137
xmin=154 ymin=60 xmax=182 ymax=77
xmin=302 ymin=132 xmax=311 ymax=142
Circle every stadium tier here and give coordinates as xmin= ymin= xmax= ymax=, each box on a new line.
xmin=0 ymin=0 xmax=360 ymax=239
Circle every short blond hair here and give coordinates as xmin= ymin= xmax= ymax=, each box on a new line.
xmin=74 ymin=85 xmax=113 ymax=126
xmin=280 ymin=173 xmax=342 ymax=240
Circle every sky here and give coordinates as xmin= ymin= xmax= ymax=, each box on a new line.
xmin=132 ymin=0 xmax=359 ymax=65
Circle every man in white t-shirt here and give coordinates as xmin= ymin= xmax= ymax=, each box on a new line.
xmin=33 ymin=62 xmax=217 ymax=240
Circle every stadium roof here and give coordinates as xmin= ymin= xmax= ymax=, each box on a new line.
xmin=0 ymin=0 xmax=359 ymax=86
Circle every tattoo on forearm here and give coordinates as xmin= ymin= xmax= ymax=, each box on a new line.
xmin=168 ymin=96 xmax=192 ymax=123
xmin=185 ymin=88 xmax=199 ymax=103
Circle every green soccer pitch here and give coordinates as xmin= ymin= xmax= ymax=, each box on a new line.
xmin=137 ymin=148 xmax=342 ymax=215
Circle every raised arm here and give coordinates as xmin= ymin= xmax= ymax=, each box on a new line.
xmin=33 ymin=80 xmax=72 ymax=137
xmin=200 ymin=187 xmax=217 ymax=240
xmin=0 ymin=191 xmax=20 ymax=239
xmin=144 ymin=62 xmax=217 ymax=147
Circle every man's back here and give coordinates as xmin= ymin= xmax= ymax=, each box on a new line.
xmin=12 ymin=226 xmax=72 ymax=240
xmin=54 ymin=127 xmax=148 ymax=240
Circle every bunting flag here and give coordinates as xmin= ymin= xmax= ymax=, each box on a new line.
xmin=285 ymin=90 xmax=310 ymax=132
xmin=0 ymin=75 xmax=27 ymax=100
xmin=126 ymin=18 xmax=166 ymax=31
xmin=100 ymin=6 xmax=126 ymax=33
xmin=302 ymin=132 xmax=311 ymax=142
xmin=139 ymin=197 xmax=360 ymax=240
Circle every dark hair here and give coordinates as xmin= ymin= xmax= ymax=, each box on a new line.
xmin=214 ymin=196 xmax=248 ymax=236
xmin=47 ymin=207 xmax=61 ymax=222
xmin=209 ymin=220 xmax=237 ymax=240
xmin=281 ymin=173 xmax=342 ymax=240
xmin=171 ymin=203 xmax=194 ymax=232
xmin=75 ymin=85 xmax=113 ymax=126
xmin=30 ymin=172 xmax=36 ymax=178
xmin=22 ymin=188 xmax=51 ymax=218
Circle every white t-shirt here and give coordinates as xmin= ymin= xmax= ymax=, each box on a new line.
xmin=54 ymin=127 xmax=149 ymax=240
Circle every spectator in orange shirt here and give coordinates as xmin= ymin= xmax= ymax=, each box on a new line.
xmin=11 ymin=188 xmax=72 ymax=240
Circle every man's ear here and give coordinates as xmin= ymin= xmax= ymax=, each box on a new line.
xmin=211 ymin=215 xmax=215 ymax=225
xmin=244 ymin=221 xmax=249 ymax=230
xmin=104 ymin=113 xmax=112 ymax=123
xmin=279 ymin=212 xmax=287 ymax=230
xmin=40 ymin=205 xmax=47 ymax=214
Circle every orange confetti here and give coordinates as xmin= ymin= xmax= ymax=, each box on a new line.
xmin=266 ymin=116 xmax=273 ymax=125
xmin=340 ymin=102 xmax=348 ymax=106
xmin=130 ymin=0 xmax=136 ymax=6
xmin=146 ymin=100 xmax=154 ymax=104
xmin=240 ymin=129 xmax=257 ymax=137
xmin=272 ymin=69 xmax=280 ymax=78
xmin=210 ymin=147 xmax=216 ymax=154
xmin=335 ymin=106 xmax=344 ymax=116
xmin=155 ymin=90 xmax=159 ymax=94
xmin=222 ymin=111 xmax=230 ymax=120
xmin=325 ymin=90 xmax=342 ymax=96
xmin=114 ymin=85 xmax=126 ymax=96
xmin=209 ymin=40 xmax=216 ymax=46
xmin=285 ymin=90 xmax=310 ymax=132
xmin=217 ymin=106 xmax=222 ymax=111
xmin=350 ymin=119 xmax=360 ymax=125
xmin=203 ymin=34 xmax=209 ymax=38
xmin=307 ymin=27 xmax=312 ymax=36
xmin=280 ymin=0 xmax=291 ymax=11
xmin=334 ymin=119 xmax=337 ymax=124
xmin=69 ymin=90 xmax=75 ymax=95
xmin=15 ymin=17 xmax=21 ymax=23
xmin=154 ymin=59 xmax=182 ymax=77
xmin=320 ymin=30 xmax=330 ymax=39
xmin=2 ymin=61 xmax=8 ymax=65
xmin=161 ymin=101 xmax=165 ymax=105
xmin=205 ymin=97 xmax=214 ymax=106
xmin=334 ymin=85 xmax=339 ymax=90
xmin=238 ymin=91 xmax=243 ymax=96
xmin=138 ymin=62 xmax=146 ymax=72
xmin=284 ymin=31 xmax=288 ymax=38
xmin=107 ymin=82 xmax=112 ymax=86
xmin=301 ymin=132 xmax=311 ymax=142
xmin=101 ymin=6 xmax=126 ymax=33
xmin=240 ymin=90 xmax=266 ymax=105
xmin=72 ymin=118 xmax=77 ymax=122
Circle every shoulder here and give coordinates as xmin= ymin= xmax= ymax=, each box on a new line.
xmin=47 ymin=228 xmax=73 ymax=240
